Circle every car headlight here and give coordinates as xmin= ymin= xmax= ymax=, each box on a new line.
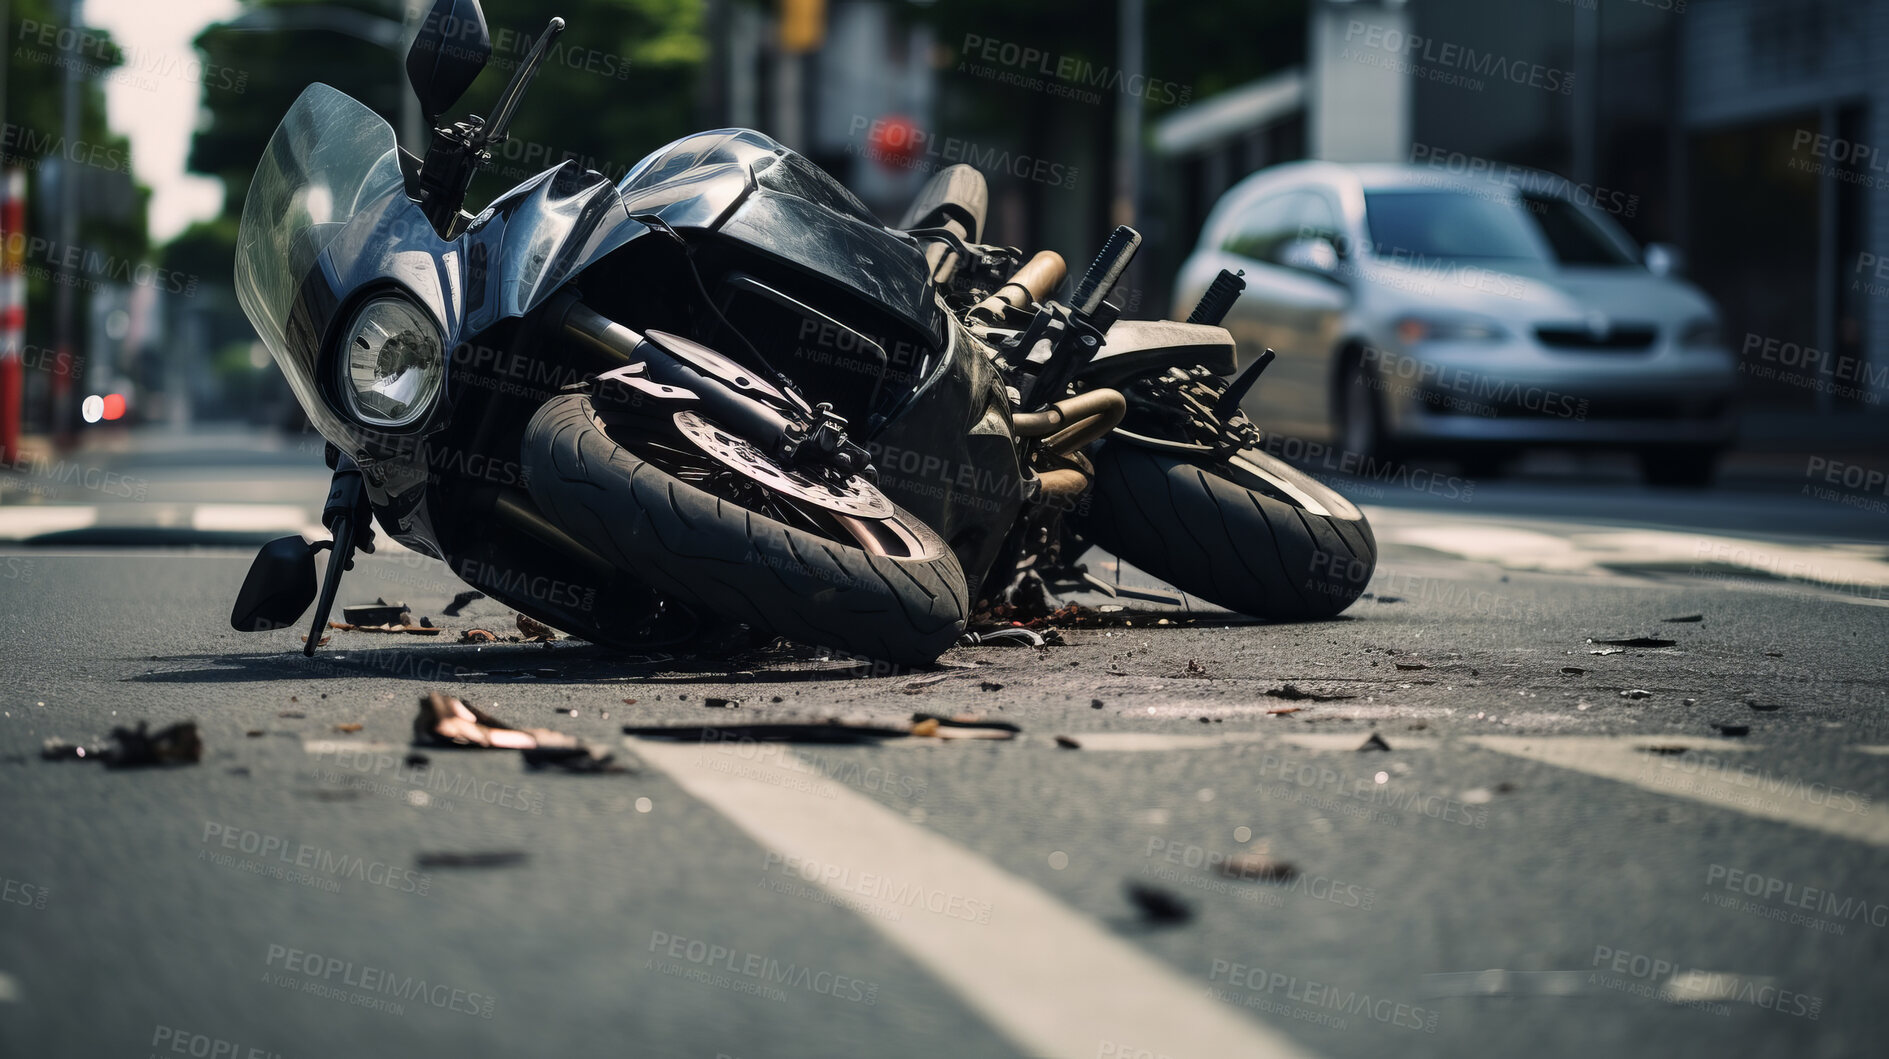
xmin=1394 ymin=314 xmax=1507 ymax=344
xmin=337 ymin=296 xmax=443 ymax=427
xmin=1678 ymin=317 xmax=1722 ymax=349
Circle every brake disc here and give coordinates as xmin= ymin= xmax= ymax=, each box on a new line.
xmin=671 ymin=410 xmax=895 ymax=520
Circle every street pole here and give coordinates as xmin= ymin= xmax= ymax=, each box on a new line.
xmin=52 ymin=0 xmax=82 ymax=449
xmin=1113 ymin=0 xmax=1144 ymax=230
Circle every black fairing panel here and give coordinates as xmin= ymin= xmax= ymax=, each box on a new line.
xmin=867 ymin=321 xmax=1024 ymax=601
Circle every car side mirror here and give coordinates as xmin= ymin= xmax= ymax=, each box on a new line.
xmin=230 ymin=535 xmax=319 ymax=632
xmin=1278 ymin=236 xmax=1341 ymax=277
xmin=1644 ymin=242 xmax=1684 ymax=277
xmin=406 ymin=0 xmax=491 ymax=121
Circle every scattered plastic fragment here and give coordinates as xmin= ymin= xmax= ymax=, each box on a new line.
xmin=1663 ymin=615 xmax=1704 ymax=623
xmin=1620 ymin=689 xmax=1654 ymax=700
xmin=1590 ymin=648 xmax=1624 ymax=656
xmin=413 ymin=692 xmax=581 ymax=750
xmin=460 ymin=629 xmax=497 ymax=644
xmin=442 ymin=590 xmax=486 ymax=617
xmin=1054 ymin=735 xmax=1082 ymax=749
xmin=1265 ymin=684 xmax=1355 ymax=702
xmin=90 ymin=722 xmax=204 ymax=768
xmin=1589 ymin=637 xmax=1677 ymax=649
xmin=343 ymin=600 xmax=410 ymax=626
xmin=417 ymin=851 xmax=527 ymax=869
xmin=1125 ymin=883 xmax=1193 ymax=925
xmin=516 ymin=614 xmax=557 ymax=641
xmin=333 ymin=723 xmax=363 ymax=733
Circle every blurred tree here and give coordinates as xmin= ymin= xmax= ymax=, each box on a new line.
xmin=2 ymin=0 xmax=150 ymax=358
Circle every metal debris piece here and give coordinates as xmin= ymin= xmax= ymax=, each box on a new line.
xmin=1125 ymin=883 xmax=1193 ymax=925
xmin=1590 ymin=648 xmax=1624 ymax=656
xmin=1220 ymin=850 xmax=1296 ymax=882
xmin=1357 ymin=732 xmax=1392 ymax=752
xmin=416 ymin=851 xmax=528 ymax=869
xmin=1620 ymin=689 xmax=1654 ymax=700
xmin=442 ymin=590 xmax=486 ymax=617
xmin=414 ymin=692 xmax=582 ymax=750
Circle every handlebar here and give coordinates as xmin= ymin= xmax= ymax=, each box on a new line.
xmin=971 ymin=250 xmax=1067 ymax=321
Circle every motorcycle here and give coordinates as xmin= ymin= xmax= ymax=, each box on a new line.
xmin=229 ymin=0 xmax=1377 ymax=666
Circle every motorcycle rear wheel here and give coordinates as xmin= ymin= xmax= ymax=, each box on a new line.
xmin=1074 ymin=441 xmax=1376 ymax=619
xmin=521 ymin=394 xmax=969 ymax=665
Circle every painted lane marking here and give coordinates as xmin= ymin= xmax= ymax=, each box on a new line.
xmin=627 ymin=736 xmax=1323 ymax=1059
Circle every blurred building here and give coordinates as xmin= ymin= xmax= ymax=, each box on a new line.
xmin=1154 ymin=0 xmax=1889 ymax=416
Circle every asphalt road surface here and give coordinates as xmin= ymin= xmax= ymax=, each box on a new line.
xmin=2 ymin=435 xmax=1887 ymax=1058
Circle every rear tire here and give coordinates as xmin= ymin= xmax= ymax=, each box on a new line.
xmin=1075 ymin=441 xmax=1377 ymax=619
xmin=521 ymin=394 xmax=969 ymax=665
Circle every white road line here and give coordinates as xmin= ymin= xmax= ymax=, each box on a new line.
xmin=626 ymin=736 xmax=1322 ymax=1059
xmin=191 ymin=504 xmax=316 ymax=532
xmin=1470 ymin=735 xmax=1889 ymax=847
xmin=1058 ymin=731 xmax=1436 ymax=753
xmin=0 ymin=506 xmax=97 ymax=539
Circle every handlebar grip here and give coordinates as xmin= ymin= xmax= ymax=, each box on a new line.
xmin=1186 ymin=268 xmax=1247 ymax=326
xmin=1071 ymin=225 xmax=1141 ymax=318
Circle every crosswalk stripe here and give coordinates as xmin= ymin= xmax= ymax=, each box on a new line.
xmin=1470 ymin=735 xmax=1889 ymax=847
xmin=626 ymin=736 xmax=1323 ymax=1059
xmin=1054 ymin=731 xmax=1436 ymax=753
xmin=0 ymin=506 xmax=98 ymax=539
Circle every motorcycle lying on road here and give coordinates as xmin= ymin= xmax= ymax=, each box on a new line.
xmin=229 ymin=0 xmax=1377 ymax=666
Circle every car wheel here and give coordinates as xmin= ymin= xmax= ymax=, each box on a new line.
xmin=1337 ymin=361 xmax=1386 ymax=461
xmin=1638 ymin=445 xmax=1721 ymax=488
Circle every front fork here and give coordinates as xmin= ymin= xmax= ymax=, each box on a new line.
xmin=302 ymin=449 xmax=377 ymax=656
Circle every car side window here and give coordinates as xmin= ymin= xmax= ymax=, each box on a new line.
xmin=1220 ymin=192 xmax=1303 ymax=264
xmin=1296 ymin=193 xmax=1343 ymax=253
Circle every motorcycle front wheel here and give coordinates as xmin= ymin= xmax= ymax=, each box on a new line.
xmin=1073 ymin=441 xmax=1377 ymax=620
xmin=520 ymin=394 xmax=969 ymax=665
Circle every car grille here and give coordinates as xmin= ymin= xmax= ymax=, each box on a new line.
xmin=1534 ymin=323 xmax=1659 ymax=352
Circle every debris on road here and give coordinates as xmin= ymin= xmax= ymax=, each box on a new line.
xmin=624 ymin=721 xmax=910 ymax=745
xmin=704 ymin=697 xmax=741 ymax=710
xmin=1641 ymin=745 xmax=1689 ymax=756
xmin=1561 ymin=666 xmax=1586 ymax=675
xmin=910 ymin=713 xmax=1021 ymax=739
xmin=333 ymin=723 xmax=363 ymax=733
xmin=1265 ymin=684 xmax=1356 ymax=702
xmin=87 ymin=722 xmax=204 ymax=768
xmin=522 ymin=744 xmax=632 ymax=773
xmin=414 ymin=692 xmax=582 ymax=751
xmin=442 ymin=590 xmax=486 ymax=617
xmin=416 ymin=851 xmax=528 ymax=869
xmin=1663 ymin=614 xmax=1704 ymax=623
xmin=1220 ymin=848 xmax=1296 ymax=883
xmin=901 ymin=674 xmax=950 ymax=694
xmin=1090 ymin=699 xmax=1105 ymax=710
xmin=1054 ymin=735 xmax=1082 ymax=749
xmin=1125 ymin=883 xmax=1193 ymax=925
xmin=1620 ymin=689 xmax=1654 ymax=700
xmin=1394 ymin=661 xmax=1429 ymax=671
xmin=40 ymin=739 xmax=95 ymax=760
xmin=979 ymin=681 xmax=1006 ymax=692
xmin=1357 ymin=732 xmax=1392 ymax=752
xmin=1589 ymin=648 xmax=1624 ymax=656
xmin=343 ymin=600 xmax=410 ymax=627
xmin=1266 ymin=706 xmax=1303 ymax=716
xmin=1589 ymin=637 xmax=1678 ymax=649
xmin=516 ymin=614 xmax=557 ymax=641
xmin=460 ymin=629 xmax=497 ymax=644
xmin=1714 ymin=724 xmax=1751 ymax=737
xmin=959 ymin=627 xmax=1046 ymax=647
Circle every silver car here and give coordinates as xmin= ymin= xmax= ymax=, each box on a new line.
xmin=1173 ymin=162 xmax=1737 ymax=485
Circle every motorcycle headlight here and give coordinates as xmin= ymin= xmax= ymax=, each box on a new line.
xmin=337 ymin=296 xmax=443 ymax=427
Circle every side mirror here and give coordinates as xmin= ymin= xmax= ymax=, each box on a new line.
xmin=406 ymin=0 xmax=491 ymax=122
xmin=1644 ymin=242 xmax=1684 ymax=277
xmin=1278 ymin=236 xmax=1341 ymax=277
xmin=230 ymin=536 xmax=318 ymax=632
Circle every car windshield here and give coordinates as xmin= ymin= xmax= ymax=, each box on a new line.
xmin=1363 ymin=188 xmax=1639 ymax=267
xmin=233 ymin=83 xmax=405 ymax=364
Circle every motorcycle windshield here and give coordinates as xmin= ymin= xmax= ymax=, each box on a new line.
xmin=234 ymin=83 xmax=406 ymax=363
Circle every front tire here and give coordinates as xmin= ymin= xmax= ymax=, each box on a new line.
xmin=1075 ymin=442 xmax=1377 ymax=619
xmin=521 ymin=394 xmax=969 ymax=665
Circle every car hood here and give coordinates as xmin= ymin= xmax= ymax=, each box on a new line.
xmin=1363 ymin=258 xmax=1718 ymax=327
